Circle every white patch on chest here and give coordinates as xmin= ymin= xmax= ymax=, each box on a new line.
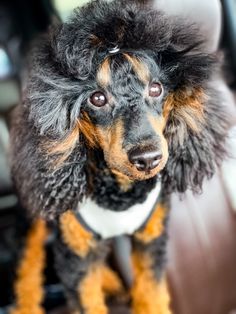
xmin=78 ymin=182 xmax=161 ymax=239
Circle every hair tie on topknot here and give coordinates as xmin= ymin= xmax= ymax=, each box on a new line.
xmin=108 ymin=45 xmax=120 ymax=54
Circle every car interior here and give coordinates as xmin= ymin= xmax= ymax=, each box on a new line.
xmin=0 ymin=0 xmax=236 ymax=313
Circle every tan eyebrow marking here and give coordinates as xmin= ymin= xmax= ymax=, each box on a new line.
xmin=123 ymin=53 xmax=150 ymax=83
xmin=96 ymin=58 xmax=111 ymax=88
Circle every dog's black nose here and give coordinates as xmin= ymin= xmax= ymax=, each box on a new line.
xmin=128 ymin=146 xmax=162 ymax=172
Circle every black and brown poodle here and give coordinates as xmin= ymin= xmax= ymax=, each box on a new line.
xmin=10 ymin=0 xmax=228 ymax=313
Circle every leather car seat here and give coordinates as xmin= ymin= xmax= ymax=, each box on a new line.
xmin=154 ymin=1 xmax=236 ymax=313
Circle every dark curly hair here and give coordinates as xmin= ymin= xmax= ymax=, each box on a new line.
xmin=10 ymin=0 xmax=228 ymax=220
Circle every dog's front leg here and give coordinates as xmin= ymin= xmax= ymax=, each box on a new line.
xmin=54 ymin=211 xmax=122 ymax=314
xmin=131 ymin=203 xmax=172 ymax=314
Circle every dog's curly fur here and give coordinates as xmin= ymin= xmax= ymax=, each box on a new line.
xmin=10 ymin=0 xmax=229 ymax=313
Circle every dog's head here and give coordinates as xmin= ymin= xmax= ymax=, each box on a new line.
xmin=15 ymin=0 xmax=228 ymax=217
xmin=75 ymin=52 xmax=170 ymax=181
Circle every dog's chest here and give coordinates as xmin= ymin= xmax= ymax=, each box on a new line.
xmin=77 ymin=183 xmax=161 ymax=239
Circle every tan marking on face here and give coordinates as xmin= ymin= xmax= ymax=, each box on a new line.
xmin=60 ymin=211 xmax=96 ymax=258
xmin=123 ymin=53 xmax=150 ymax=84
xmin=95 ymin=119 xmax=131 ymax=173
xmin=44 ymin=113 xmax=99 ymax=167
xmin=44 ymin=122 xmax=80 ymax=167
xmin=96 ymin=119 xmax=165 ymax=181
xmin=79 ymin=112 xmax=98 ymax=148
xmin=97 ymin=58 xmax=111 ymax=88
xmin=95 ymin=120 xmax=124 ymax=159
xmin=163 ymin=87 xmax=206 ymax=133
xmin=95 ymin=120 xmax=137 ymax=179
xmin=148 ymin=114 xmax=169 ymax=170
xmin=131 ymin=251 xmax=171 ymax=314
xmin=135 ymin=204 xmax=168 ymax=243
xmin=148 ymin=114 xmax=165 ymax=134
xmin=47 ymin=124 xmax=80 ymax=155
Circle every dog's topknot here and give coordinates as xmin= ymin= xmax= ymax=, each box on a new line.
xmin=51 ymin=0 xmax=210 ymax=81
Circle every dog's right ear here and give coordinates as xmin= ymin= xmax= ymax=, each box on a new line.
xmin=11 ymin=73 xmax=86 ymax=220
xmin=10 ymin=33 xmax=89 ymax=220
xmin=10 ymin=107 xmax=87 ymax=220
xmin=26 ymin=27 xmax=88 ymax=139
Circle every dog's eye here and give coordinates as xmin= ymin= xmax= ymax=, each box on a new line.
xmin=149 ymin=82 xmax=163 ymax=97
xmin=90 ymin=92 xmax=107 ymax=107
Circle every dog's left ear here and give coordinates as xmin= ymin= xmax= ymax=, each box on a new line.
xmin=160 ymin=48 xmax=229 ymax=193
